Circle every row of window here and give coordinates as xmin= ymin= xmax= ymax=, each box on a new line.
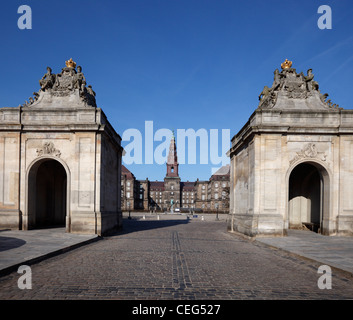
xmin=124 ymin=192 xmax=225 ymax=200
xmin=123 ymin=180 xmax=227 ymax=188
xmin=202 ymin=182 xmax=228 ymax=189
xmin=122 ymin=191 xmax=144 ymax=199
xmin=122 ymin=180 xmax=145 ymax=189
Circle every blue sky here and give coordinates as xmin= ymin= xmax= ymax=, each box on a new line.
xmin=1 ymin=0 xmax=353 ymax=181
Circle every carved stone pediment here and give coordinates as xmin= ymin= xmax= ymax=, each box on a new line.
xmin=19 ymin=59 xmax=97 ymax=108
xmin=36 ymin=142 xmax=61 ymax=157
xmin=258 ymin=60 xmax=341 ymax=111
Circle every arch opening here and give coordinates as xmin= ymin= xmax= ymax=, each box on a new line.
xmin=28 ymin=159 xmax=67 ymax=229
xmin=288 ymin=162 xmax=329 ymax=234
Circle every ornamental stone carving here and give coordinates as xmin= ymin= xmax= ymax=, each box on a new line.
xmin=289 ymin=143 xmax=327 ymax=165
xmin=20 ymin=59 xmax=97 ymax=108
xmin=36 ymin=142 xmax=61 ymax=157
xmin=258 ymin=59 xmax=341 ymax=110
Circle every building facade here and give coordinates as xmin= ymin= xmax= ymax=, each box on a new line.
xmin=121 ymin=134 xmax=230 ymax=212
xmin=228 ymin=59 xmax=353 ymax=237
xmin=0 ymin=59 xmax=123 ymax=235
xmin=121 ymin=165 xmax=149 ymax=211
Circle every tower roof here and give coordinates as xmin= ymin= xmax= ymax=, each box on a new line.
xmin=167 ymin=135 xmax=178 ymax=165
xmin=166 ymin=134 xmax=179 ymax=177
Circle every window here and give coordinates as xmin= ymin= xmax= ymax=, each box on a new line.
xmin=215 ymin=183 xmax=218 ymax=188
xmin=171 ymin=185 xmax=174 ymax=190
xmin=140 ymin=194 xmax=143 ymax=199
xmin=222 ymin=183 xmax=226 ymax=188
xmin=126 ymin=192 xmax=130 ymax=198
xmin=201 ymin=195 xmax=205 ymax=201
xmin=202 ymin=185 xmax=205 ymax=189
xmin=215 ymin=193 xmax=219 ymax=199
xmin=127 ymin=181 xmax=130 ymax=187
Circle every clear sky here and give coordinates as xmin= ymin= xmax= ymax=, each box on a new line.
xmin=1 ymin=0 xmax=353 ymax=181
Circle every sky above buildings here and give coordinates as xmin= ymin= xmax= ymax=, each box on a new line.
xmin=1 ymin=0 xmax=353 ymax=181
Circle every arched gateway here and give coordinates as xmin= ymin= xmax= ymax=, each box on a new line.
xmin=27 ymin=158 xmax=68 ymax=230
xmin=228 ymin=59 xmax=353 ymax=237
xmin=288 ymin=161 xmax=330 ymax=233
xmin=0 ymin=59 xmax=123 ymax=235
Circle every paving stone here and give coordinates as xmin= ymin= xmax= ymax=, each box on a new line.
xmin=0 ymin=218 xmax=353 ymax=300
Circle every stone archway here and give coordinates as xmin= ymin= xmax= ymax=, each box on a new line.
xmin=288 ymin=162 xmax=330 ymax=234
xmin=27 ymin=158 xmax=68 ymax=229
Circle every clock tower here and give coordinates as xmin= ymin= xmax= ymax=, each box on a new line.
xmin=164 ymin=132 xmax=180 ymax=209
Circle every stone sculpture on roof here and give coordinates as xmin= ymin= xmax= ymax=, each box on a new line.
xmin=258 ymin=59 xmax=340 ymax=110
xmin=20 ymin=58 xmax=97 ymax=108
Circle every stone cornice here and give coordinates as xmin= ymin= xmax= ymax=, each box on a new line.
xmin=0 ymin=106 xmax=122 ymax=150
xmin=228 ymin=108 xmax=353 ymax=157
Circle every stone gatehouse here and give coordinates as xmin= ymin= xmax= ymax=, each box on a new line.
xmin=0 ymin=59 xmax=123 ymax=235
xmin=228 ymin=59 xmax=353 ymax=237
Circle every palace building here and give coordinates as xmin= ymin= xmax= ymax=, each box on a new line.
xmin=121 ymin=134 xmax=230 ymax=212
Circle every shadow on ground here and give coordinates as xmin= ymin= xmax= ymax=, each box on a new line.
xmin=0 ymin=236 xmax=26 ymax=252
xmin=107 ymin=217 xmax=190 ymax=236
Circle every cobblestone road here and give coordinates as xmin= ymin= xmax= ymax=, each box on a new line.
xmin=1 ymin=218 xmax=353 ymax=300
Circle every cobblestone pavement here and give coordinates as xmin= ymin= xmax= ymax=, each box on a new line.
xmin=1 ymin=218 xmax=353 ymax=300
